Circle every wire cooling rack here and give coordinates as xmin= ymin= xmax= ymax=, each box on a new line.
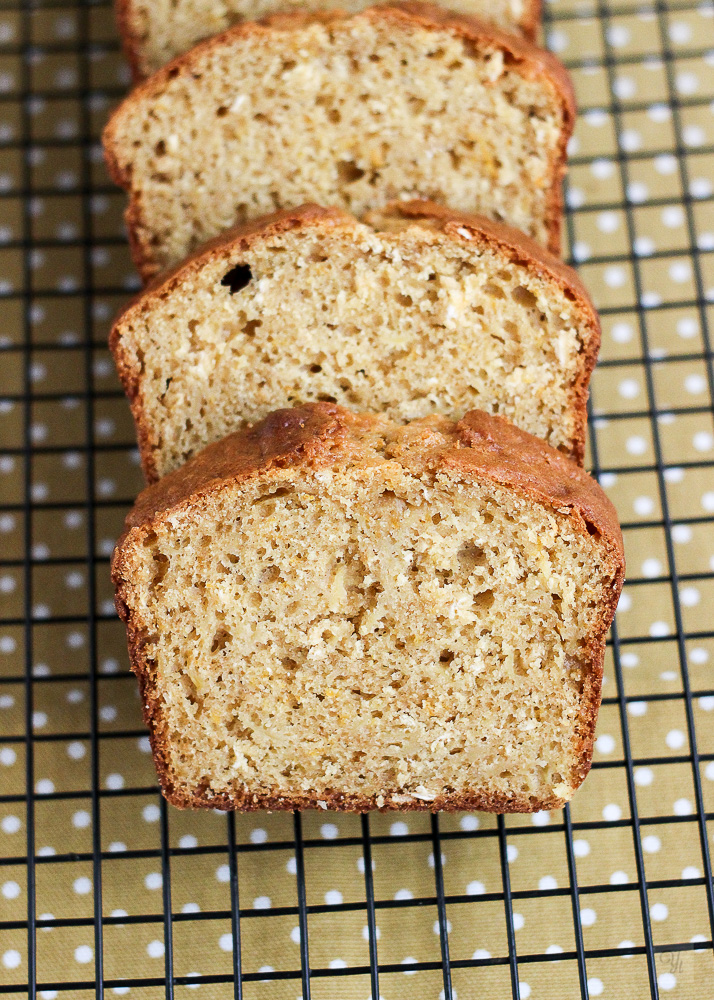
xmin=1 ymin=0 xmax=714 ymax=997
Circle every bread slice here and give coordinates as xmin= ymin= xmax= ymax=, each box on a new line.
xmin=111 ymin=202 xmax=600 ymax=483
xmin=103 ymin=2 xmax=574 ymax=280
xmin=117 ymin=0 xmax=542 ymax=78
xmin=112 ymin=403 xmax=624 ymax=812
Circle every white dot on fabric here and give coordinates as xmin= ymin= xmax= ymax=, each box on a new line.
xmin=147 ymin=940 xmax=164 ymax=959
xmin=626 ymin=436 xmax=647 ymax=456
xmin=137 ymin=735 xmax=151 ymax=752
xmin=661 ymin=670 xmax=678 ymax=682
xmin=67 ymin=741 xmax=86 ymax=761
xmin=513 ymin=913 xmax=525 ymax=931
xmin=532 ymin=811 xmax=550 ymax=827
xmin=603 ymin=803 xmax=622 ymax=822
xmin=674 ymin=798 xmax=693 ymax=815
xmin=219 ymin=933 xmax=233 ymax=952
xmin=680 ymin=587 xmax=701 ymax=607
xmin=635 ymin=767 xmax=654 ymax=786
xmin=2 ymin=950 xmax=21 ymax=969
xmin=634 ymin=496 xmax=655 ymax=516
xmin=330 ymin=958 xmax=348 ymax=970
xmin=649 ymin=104 xmax=671 ymax=123
xmin=683 ymin=125 xmax=706 ymax=147
xmin=573 ymin=839 xmax=591 ymax=858
xmin=467 ymin=880 xmax=485 ymax=895
xmin=651 ymin=902 xmax=669 ymax=921
xmin=622 ymin=653 xmax=639 ymax=668
xmin=320 ymin=823 xmax=339 ymax=840
xmin=580 ymin=908 xmax=597 ymax=926
xmin=539 ymin=875 xmax=557 ymax=890
xmin=691 ymin=648 xmax=709 ymax=664
xmin=628 ymin=701 xmax=647 ymax=717
xmin=431 ymin=919 xmax=449 ymax=936
xmin=506 ymin=844 xmax=518 ymax=863
xmin=179 ymin=835 xmax=198 ymax=849
xmin=0 ymin=748 xmax=16 ymax=767
xmin=250 ymin=827 xmax=267 ymax=844
xmin=429 ymin=851 xmax=446 ymax=868
xmin=677 ymin=71 xmax=699 ymax=95
xmin=672 ymin=524 xmax=693 ymax=543
xmin=105 ymin=774 xmax=124 ymax=790
xmin=678 ymin=317 xmax=698 ymax=340
xmin=607 ymin=24 xmax=630 ymax=45
xmin=655 ymin=153 xmax=677 ymax=174
xmin=642 ymin=558 xmax=663 ymax=578
xmin=659 ymin=973 xmax=677 ymax=991
xmin=290 ymin=926 xmax=301 ymax=944
xmin=1 ymin=815 xmax=21 ymax=834
xmin=685 ymin=374 xmax=707 ymax=395
xmin=588 ymin=979 xmax=604 ymax=997
xmin=699 ymin=696 xmax=714 ymax=711
xmin=682 ymin=866 xmax=701 ymax=879
xmin=572 ymin=242 xmax=591 ymax=263
xmin=145 ymin=872 xmax=162 ymax=890
xmin=669 ymin=20 xmax=692 ymax=42
xmin=460 ymin=815 xmax=479 ymax=832
xmin=662 ymin=206 xmax=684 ymax=228
xmin=567 ymin=187 xmax=585 ymax=209
xmin=520 ymin=985 xmax=531 ymax=999
xmin=73 ymin=810 xmax=91 ymax=829
xmin=325 ymin=889 xmax=343 ymax=905
xmin=605 ymin=266 xmax=627 ymax=288
xmin=141 ymin=803 xmax=161 ymax=823
xmin=611 ymin=322 xmax=633 ymax=343
xmin=73 ymin=877 xmax=91 ymax=895
xmin=701 ymin=492 xmax=714 ymax=513
xmin=641 ymin=291 xmax=662 ymax=309
xmin=628 ymin=182 xmax=648 ymax=204
xmin=286 ymin=857 xmax=297 ymax=874
xmin=2 ymin=880 xmax=20 ymax=899
xmin=591 ymin=158 xmax=615 ymax=179
xmin=619 ymin=940 xmax=636 ymax=955
xmin=691 ymin=177 xmax=712 ymax=198
xmin=108 ymin=843 xmax=126 ymax=853
xmin=613 ymin=77 xmax=636 ymax=100
xmin=669 ymin=261 xmax=692 ymax=283
xmin=650 ymin=622 xmax=671 ymax=638
xmin=693 ymin=431 xmax=714 ymax=452
xmin=618 ymin=592 xmax=632 ymax=612
xmin=181 ymin=903 xmax=200 ymax=914
xmin=664 ymin=729 xmax=687 ymax=750
xmin=391 ymin=821 xmax=409 ymax=836
xmin=35 ymin=779 xmax=54 ymax=795
xmin=547 ymin=29 xmax=569 ymax=52
xmin=634 ymin=236 xmax=655 ymax=256
xmin=610 ymin=870 xmax=629 ymax=885
xmin=643 ymin=835 xmax=661 ymax=853
xmin=596 ymin=734 xmax=615 ymax=754
xmin=546 ymin=945 xmax=564 ymax=956
xmin=620 ymin=129 xmax=642 ymax=152
xmin=618 ymin=378 xmax=639 ymax=399
xmin=394 ymin=888 xmax=413 ymax=900
xmin=585 ymin=109 xmax=608 ymax=127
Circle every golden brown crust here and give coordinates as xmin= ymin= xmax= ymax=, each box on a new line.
xmin=110 ymin=201 xmax=598 ymax=483
xmin=113 ymin=404 xmax=624 ymax=812
xmin=103 ymin=2 xmax=574 ymax=276
xmin=117 ymin=0 xmax=544 ymax=80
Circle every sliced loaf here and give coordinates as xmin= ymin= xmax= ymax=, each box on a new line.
xmin=113 ymin=403 xmax=624 ymax=813
xmin=103 ymin=2 xmax=574 ymax=280
xmin=117 ymin=0 xmax=542 ymax=78
xmin=111 ymin=202 xmax=599 ymax=482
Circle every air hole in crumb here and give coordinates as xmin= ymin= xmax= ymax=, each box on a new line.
xmin=310 ymin=363 xmax=322 ymax=373
xmin=151 ymin=553 xmax=169 ymax=584
xmin=474 ymin=589 xmax=494 ymax=610
xmin=317 ymin=393 xmax=337 ymax=403
xmin=154 ymin=140 xmax=166 ymax=156
xmin=337 ymin=161 xmax=366 ymax=184
xmin=439 ymin=650 xmax=455 ymax=664
xmin=221 ymin=264 xmax=253 ymax=294
xmin=211 ymin=626 xmax=232 ymax=653
xmin=482 ymin=281 xmax=506 ymax=300
xmin=244 ymin=318 xmax=262 ymax=337
xmin=396 ymin=293 xmax=413 ymax=308
xmin=511 ymin=285 xmax=538 ymax=309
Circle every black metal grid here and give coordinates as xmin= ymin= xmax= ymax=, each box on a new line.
xmin=0 ymin=0 xmax=713 ymax=997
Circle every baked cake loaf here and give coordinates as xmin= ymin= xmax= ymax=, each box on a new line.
xmin=103 ymin=2 xmax=574 ymax=280
xmin=118 ymin=0 xmax=542 ymax=78
xmin=111 ymin=201 xmax=600 ymax=482
xmin=112 ymin=403 xmax=624 ymax=812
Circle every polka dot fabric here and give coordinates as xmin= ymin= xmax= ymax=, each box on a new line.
xmin=1 ymin=0 xmax=714 ymax=997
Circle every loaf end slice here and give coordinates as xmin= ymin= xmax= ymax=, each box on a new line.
xmin=117 ymin=0 xmax=543 ymax=79
xmin=111 ymin=201 xmax=599 ymax=482
xmin=103 ymin=3 xmax=574 ymax=280
xmin=113 ymin=404 xmax=624 ymax=812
